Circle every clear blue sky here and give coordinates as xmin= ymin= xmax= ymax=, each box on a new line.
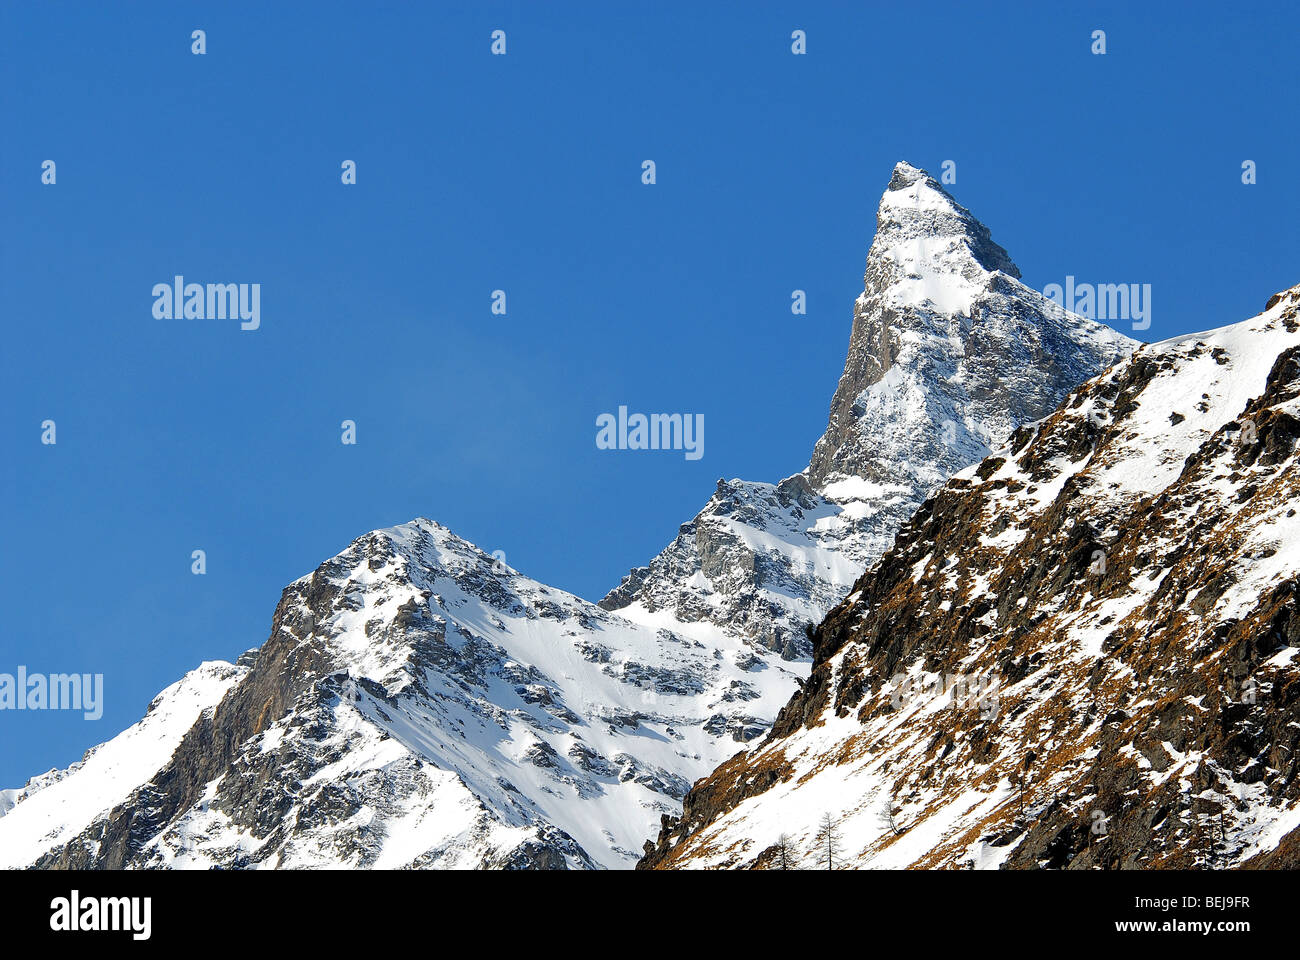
xmin=2 ymin=1 xmax=1296 ymax=787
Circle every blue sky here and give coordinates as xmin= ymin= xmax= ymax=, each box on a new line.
xmin=1 ymin=0 xmax=1296 ymax=786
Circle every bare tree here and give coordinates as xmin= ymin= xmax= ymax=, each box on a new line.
xmin=1014 ymin=749 xmax=1037 ymax=823
xmin=879 ymin=794 xmax=904 ymax=836
xmin=814 ymin=812 xmax=841 ymax=870
xmin=1194 ymin=803 xmax=1224 ymax=870
xmin=774 ymin=833 xmax=796 ymax=870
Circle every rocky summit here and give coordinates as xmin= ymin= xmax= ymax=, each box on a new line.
xmin=0 ymin=164 xmax=1137 ymax=869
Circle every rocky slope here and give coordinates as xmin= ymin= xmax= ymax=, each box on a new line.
xmin=640 ymin=285 xmax=1300 ymax=870
xmin=0 ymin=163 xmax=1135 ymax=870
xmin=603 ymin=163 xmax=1133 ymax=662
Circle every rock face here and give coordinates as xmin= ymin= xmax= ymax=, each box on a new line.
xmin=599 ymin=474 xmax=872 ymax=662
xmin=603 ymin=162 xmax=1133 ymax=661
xmin=639 ymin=286 xmax=1300 ymax=870
xmin=0 ymin=163 xmax=1135 ymax=870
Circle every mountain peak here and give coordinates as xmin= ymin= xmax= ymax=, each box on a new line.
xmin=807 ymin=163 xmax=1133 ymax=489
xmin=886 ymin=159 xmax=933 ymax=190
xmin=875 ymin=161 xmax=1020 ymax=279
xmin=603 ymin=163 xmax=1136 ymax=666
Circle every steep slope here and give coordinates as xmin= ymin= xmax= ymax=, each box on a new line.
xmin=3 ymin=522 xmax=799 ymax=869
xmin=640 ymin=285 xmax=1300 ymax=870
xmin=603 ymin=162 xmax=1134 ymax=660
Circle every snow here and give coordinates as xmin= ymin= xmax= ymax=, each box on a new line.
xmin=819 ymin=475 xmax=914 ymax=502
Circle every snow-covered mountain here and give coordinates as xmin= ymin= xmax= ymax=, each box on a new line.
xmin=640 ymin=285 xmax=1300 ymax=870
xmin=603 ymin=162 xmax=1134 ymax=660
xmin=4 ymin=523 xmax=801 ymax=869
xmin=0 ymin=163 xmax=1134 ymax=869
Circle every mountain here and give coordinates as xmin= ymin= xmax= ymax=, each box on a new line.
xmin=639 ymin=284 xmax=1300 ymax=870
xmin=0 ymin=163 xmax=1133 ymax=869
xmin=3 ymin=523 xmax=802 ymax=869
xmin=602 ymin=162 xmax=1133 ymax=661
